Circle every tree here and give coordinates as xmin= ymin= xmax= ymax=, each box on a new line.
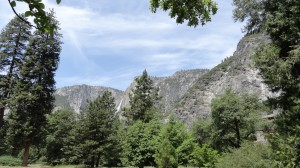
xmin=232 ymin=0 xmax=265 ymax=34
xmin=8 ymin=0 xmax=218 ymax=34
xmin=159 ymin=114 xmax=190 ymax=166
xmin=154 ymin=137 xmax=178 ymax=168
xmin=189 ymin=144 xmax=219 ymax=168
xmin=6 ymin=11 xmax=62 ymax=166
xmin=234 ymin=0 xmax=300 ymax=165
xmin=45 ymin=109 xmax=76 ymax=165
xmin=210 ymin=90 xmax=262 ymax=151
xmin=176 ymin=136 xmax=196 ymax=166
xmin=78 ymin=90 xmax=118 ymax=167
xmin=150 ymin=0 xmax=217 ymax=27
xmin=191 ymin=119 xmax=213 ymax=146
xmin=7 ymin=0 xmax=61 ymax=35
xmin=0 ymin=15 xmax=31 ymax=130
xmin=125 ymin=70 xmax=160 ymax=123
xmin=160 ymin=114 xmax=187 ymax=149
xmin=122 ymin=120 xmax=162 ymax=168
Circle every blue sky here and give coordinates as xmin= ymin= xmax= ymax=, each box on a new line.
xmin=0 ymin=0 xmax=244 ymax=90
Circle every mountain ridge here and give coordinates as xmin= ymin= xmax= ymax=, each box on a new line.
xmin=54 ymin=34 xmax=275 ymax=125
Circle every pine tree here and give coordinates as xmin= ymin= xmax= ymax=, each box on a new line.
xmin=6 ymin=11 xmax=62 ymax=166
xmin=0 ymin=15 xmax=31 ymax=129
xmin=78 ymin=90 xmax=118 ymax=167
xmin=125 ymin=70 xmax=159 ymax=123
xmin=45 ymin=109 xmax=76 ymax=165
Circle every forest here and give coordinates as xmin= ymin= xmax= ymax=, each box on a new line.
xmin=1 ymin=0 xmax=300 ymax=167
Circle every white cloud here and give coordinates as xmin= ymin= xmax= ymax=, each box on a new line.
xmin=0 ymin=0 xmax=245 ymax=90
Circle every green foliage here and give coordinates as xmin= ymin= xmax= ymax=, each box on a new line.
xmin=125 ymin=70 xmax=160 ymax=123
xmin=75 ymin=91 xmax=120 ymax=167
xmin=0 ymin=120 xmax=8 ymax=155
xmin=45 ymin=109 xmax=76 ymax=165
xmin=211 ymin=90 xmax=262 ymax=151
xmin=176 ymin=136 xmax=196 ymax=166
xmin=235 ymin=0 xmax=300 ymax=166
xmin=270 ymin=133 xmax=299 ymax=168
xmin=155 ymin=138 xmax=178 ymax=168
xmin=5 ymin=11 xmax=62 ymax=166
xmin=0 ymin=155 xmax=22 ymax=166
xmin=8 ymin=0 xmax=60 ymax=36
xmin=264 ymin=0 xmax=300 ymax=53
xmin=215 ymin=142 xmax=275 ymax=168
xmin=150 ymin=0 xmax=217 ymax=27
xmin=160 ymin=114 xmax=187 ymax=149
xmin=191 ymin=119 xmax=213 ymax=146
xmin=232 ymin=0 xmax=265 ymax=34
xmin=9 ymin=0 xmax=218 ymax=33
xmin=0 ymin=15 xmax=31 ymax=130
xmin=122 ymin=120 xmax=162 ymax=167
xmin=189 ymin=144 xmax=219 ymax=168
xmin=254 ymin=44 xmax=300 ymax=166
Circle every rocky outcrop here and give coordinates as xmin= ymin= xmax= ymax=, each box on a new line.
xmin=118 ymin=69 xmax=209 ymax=114
xmin=54 ymin=85 xmax=123 ymax=113
xmin=172 ymin=34 xmax=275 ymax=125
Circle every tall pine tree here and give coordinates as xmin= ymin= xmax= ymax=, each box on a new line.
xmin=6 ymin=11 xmax=62 ymax=166
xmin=0 ymin=15 xmax=31 ymax=129
xmin=125 ymin=70 xmax=159 ymax=123
xmin=76 ymin=90 xmax=119 ymax=167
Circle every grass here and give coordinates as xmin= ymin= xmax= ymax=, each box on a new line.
xmin=0 ymin=165 xmax=197 ymax=168
xmin=0 ymin=164 xmax=77 ymax=168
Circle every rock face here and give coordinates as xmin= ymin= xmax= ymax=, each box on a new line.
xmin=54 ymin=85 xmax=124 ymax=113
xmin=55 ymin=69 xmax=207 ymax=114
xmin=54 ymin=34 xmax=275 ymax=125
xmin=99 ymin=69 xmax=209 ymax=113
xmin=172 ymin=34 xmax=275 ymax=125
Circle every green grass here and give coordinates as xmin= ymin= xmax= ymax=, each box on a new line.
xmin=0 ymin=165 xmax=197 ymax=168
xmin=0 ymin=164 xmax=79 ymax=168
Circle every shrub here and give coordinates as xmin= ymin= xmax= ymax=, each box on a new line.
xmin=0 ymin=155 xmax=22 ymax=166
xmin=215 ymin=142 xmax=275 ymax=168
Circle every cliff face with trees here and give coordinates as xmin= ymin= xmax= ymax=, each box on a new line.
xmin=172 ymin=34 xmax=276 ymax=125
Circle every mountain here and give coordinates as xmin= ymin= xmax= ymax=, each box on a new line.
xmin=172 ymin=34 xmax=275 ymax=125
xmin=54 ymin=69 xmax=207 ymax=114
xmin=118 ymin=69 xmax=209 ymax=113
xmin=54 ymin=34 xmax=275 ymax=125
xmin=54 ymin=84 xmax=124 ymax=113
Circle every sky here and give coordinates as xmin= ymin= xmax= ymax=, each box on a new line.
xmin=0 ymin=0 xmax=244 ymax=91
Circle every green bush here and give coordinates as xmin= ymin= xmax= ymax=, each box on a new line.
xmin=0 ymin=155 xmax=22 ymax=166
xmin=215 ymin=142 xmax=276 ymax=168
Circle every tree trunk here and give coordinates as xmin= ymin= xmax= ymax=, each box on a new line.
xmin=22 ymin=142 xmax=31 ymax=167
xmin=90 ymin=156 xmax=95 ymax=168
xmin=234 ymin=117 xmax=241 ymax=148
xmin=0 ymin=107 xmax=4 ymax=128
xmin=96 ymin=152 xmax=101 ymax=168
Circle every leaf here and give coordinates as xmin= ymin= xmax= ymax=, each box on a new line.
xmin=25 ymin=11 xmax=32 ymax=17
xmin=38 ymin=3 xmax=45 ymax=9
xmin=10 ymin=1 xmax=16 ymax=7
xmin=56 ymin=0 xmax=61 ymax=4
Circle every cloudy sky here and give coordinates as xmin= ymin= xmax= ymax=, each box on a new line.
xmin=0 ymin=0 xmax=244 ymax=90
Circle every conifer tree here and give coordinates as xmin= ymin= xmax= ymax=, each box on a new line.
xmin=125 ymin=70 xmax=159 ymax=123
xmin=78 ymin=90 xmax=118 ymax=167
xmin=45 ymin=109 xmax=76 ymax=165
xmin=6 ymin=11 xmax=62 ymax=166
xmin=0 ymin=15 xmax=31 ymax=129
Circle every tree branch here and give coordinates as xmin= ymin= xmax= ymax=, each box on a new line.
xmin=7 ymin=0 xmax=37 ymax=29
